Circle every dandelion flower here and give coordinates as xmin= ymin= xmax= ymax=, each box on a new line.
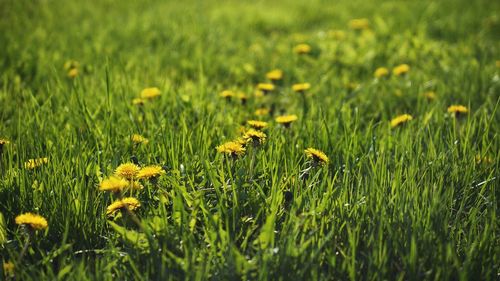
xmin=247 ymin=120 xmax=269 ymax=130
xmin=216 ymin=141 xmax=246 ymax=157
xmin=24 ymin=158 xmax=48 ymax=169
xmin=374 ymin=67 xmax=389 ymax=78
xmin=447 ymin=105 xmax=468 ymax=116
xmin=237 ymin=92 xmax=248 ymax=104
xmin=275 ymin=114 xmax=298 ymax=127
xmin=68 ymin=68 xmax=79 ymax=78
xmin=254 ymin=108 xmax=270 ymax=116
xmin=131 ymin=134 xmax=149 ymax=145
xmin=132 ymin=98 xmax=145 ymax=106
xmin=0 ymin=138 xmax=9 ymax=152
xmin=348 ymin=18 xmax=370 ymax=30
xmin=115 ymin=162 xmax=140 ymax=180
xmin=292 ymin=83 xmax=311 ymax=93
xmin=106 ymin=197 xmax=141 ymax=215
xmin=390 ymin=114 xmax=413 ymax=128
xmin=266 ymin=69 xmax=283 ymax=81
xmin=392 ymin=64 xmax=410 ymax=76
xmin=3 ymin=261 xmax=14 ymax=276
xmin=257 ymin=83 xmax=275 ymax=94
xmin=99 ymin=176 xmax=129 ymax=192
xmin=293 ymin=43 xmax=311 ymax=54
xmin=140 ymin=87 xmax=161 ymax=99
xmin=304 ymin=148 xmax=329 ymax=165
xmin=423 ymin=91 xmax=437 ymax=101
xmin=137 ymin=165 xmax=166 ymax=180
xmin=219 ymin=90 xmax=234 ymax=100
xmin=243 ymin=129 xmax=267 ymax=145
xmin=15 ymin=213 xmax=48 ymax=230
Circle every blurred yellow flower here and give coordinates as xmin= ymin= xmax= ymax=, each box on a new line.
xmin=216 ymin=141 xmax=246 ymax=157
xmin=68 ymin=68 xmax=79 ymax=78
xmin=393 ymin=64 xmax=410 ymax=76
xmin=237 ymin=92 xmax=248 ymax=104
xmin=390 ymin=114 xmax=413 ymax=128
xmin=328 ymin=30 xmax=346 ymax=40
xmin=15 ymin=213 xmax=48 ymax=230
xmin=99 ymin=176 xmax=129 ymax=192
xmin=374 ymin=67 xmax=389 ymax=78
xmin=140 ymin=87 xmax=161 ymax=99
xmin=254 ymin=108 xmax=270 ymax=116
xmin=257 ymin=83 xmax=275 ymax=93
xmin=293 ymin=43 xmax=311 ymax=54
xmin=292 ymin=83 xmax=311 ymax=93
xmin=276 ymin=114 xmax=298 ymax=127
xmin=64 ymin=60 xmax=80 ymax=70
xmin=305 ymin=148 xmax=329 ymax=165
xmin=137 ymin=165 xmax=165 ymax=180
xmin=348 ymin=18 xmax=370 ymax=30
xmin=132 ymin=98 xmax=145 ymax=106
xmin=266 ymin=69 xmax=283 ymax=81
xmin=115 ymin=162 xmax=140 ymax=180
xmin=247 ymin=120 xmax=268 ymax=130
xmin=243 ymin=129 xmax=267 ymax=145
xmin=447 ymin=105 xmax=468 ymax=115
xmin=219 ymin=90 xmax=234 ymax=99
xmin=423 ymin=91 xmax=437 ymax=101
xmin=131 ymin=134 xmax=149 ymax=144
xmin=3 ymin=261 xmax=14 ymax=276
xmin=24 ymin=157 xmax=48 ymax=169
xmin=106 ymin=197 xmax=141 ymax=215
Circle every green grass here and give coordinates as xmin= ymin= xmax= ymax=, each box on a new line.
xmin=0 ymin=0 xmax=499 ymax=280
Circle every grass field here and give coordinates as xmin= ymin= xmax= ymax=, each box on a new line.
xmin=0 ymin=0 xmax=499 ymax=280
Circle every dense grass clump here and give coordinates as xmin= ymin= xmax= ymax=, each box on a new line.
xmin=0 ymin=0 xmax=499 ymax=280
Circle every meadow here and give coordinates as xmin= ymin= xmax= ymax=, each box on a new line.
xmin=0 ymin=0 xmax=499 ymax=280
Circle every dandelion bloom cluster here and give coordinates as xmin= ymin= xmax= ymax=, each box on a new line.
xmin=374 ymin=67 xmax=389 ymax=78
xmin=393 ymin=64 xmax=410 ymax=76
xmin=304 ymin=148 xmax=329 ymax=165
xmin=447 ymin=105 xmax=468 ymax=115
xmin=137 ymin=165 xmax=166 ymax=180
xmin=131 ymin=134 xmax=149 ymax=144
xmin=24 ymin=157 xmax=48 ymax=169
xmin=390 ymin=114 xmax=413 ymax=128
xmin=247 ymin=120 xmax=268 ymax=130
xmin=348 ymin=18 xmax=370 ymax=30
xmin=140 ymin=87 xmax=161 ymax=100
xmin=99 ymin=176 xmax=129 ymax=192
xmin=216 ymin=141 xmax=246 ymax=157
xmin=243 ymin=129 xmax=267 ymax=145
xmin=15 ymin=213 xmax=48 ymax=230
xmin=293 ymin=43 xmax=311 ymax=54
xmin=275 ymin=114 xmax=298 ymax=127
xmin=115 ymin=162 xmax=140 ymax=180
xmin=266 ymin=69 xmax=283 ymax=81
xmin=292 ymin=83 xmax=311 ymax=93
xmin=106 ymin=197 xmax=141 ymax=215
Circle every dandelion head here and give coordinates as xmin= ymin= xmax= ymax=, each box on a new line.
xmin=131 ymin=134 xmax=149 ymax=145
xmin=348 ymin=18 xmax=370 ymax=30
xmin=3 ymin=261 xmax=14 ymax=276
xmin=266 ymin=69 xmax=283 ymax=81
xmin=304 ymin=148 xmax=329 ymax=165
xmin=243 ymin=129 xmax=267 ymax=145
xmin=257 ymin=83 xmax=275 ymax=93
xmin=115 ymin=162 xmax=140 ymax=179
xmin=293 ymin=43 xmax=311 ymax=54
xmin=140 ymin=87 xmax=161 ymax=100
xmin=24 ymin=158 xmax=48 ymax=169
xmin=292 ymin=83 xmax=311 ymax=93
xmin=137 ymin=165 xmax=166 ymax=180
xmin=423 ymin=91 xmax=437 ymax=101
xmin=106 ymin=197 xmax=141 ymax=215
xmin=99 ymin=176 xmax=129 ymax=192
xmin=374 ymin=67 xmax=389 ymax=78
xmin=68 ymin=68 xmax=79 ymax=78
xmin=216 ymin=141 xmax=246 ymax=157
xmin=254 ymin=108 xmax=270 ymax=116
xmin=132 ymin=98 xmax=146 ymax=106
xmin=219 ymin=90 xmax=235 ymax=100
xmin=15 ymin=213 xmax=48 ymax=230
xmin=275 ymin=114 xmax=298 ymax=127
xmin=447 ymin=105 xmax=468 ymax=116
xmin=247 ymin=120 xmax=269 ymax=130
xmin=393 ymin=64 xmax=410 ymax=76
xmin=390 ymin=114 xmax=413 ymax=128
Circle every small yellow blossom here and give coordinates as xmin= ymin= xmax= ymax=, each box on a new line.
xmin=423 ymin=91 xmax=437 ymax=101
xmin=254 ymin=108 xmax=270 ymax=116
xmin=348 ymin=18 xmax=370 ymax=30
xmin=15 ymin=213 xmax=48 ymax=230
xmin=132 ymin=98 xmax=145 ymax=106
xmin=374 ymin=67 xmax=389 ymax=78
xmin=393 ymin=64 xmax=410 ymax=76
xmin=254 ymin=90 xmax=265 ymax=98
xmin=243 ymin=129 xmax=267 ymax=145
xmin=106 ymin=197 xmax=141 ymax=215
xmin=24 ymin=158 xmax=48 ymax=169
xmin=137 ymin=165 xmax=166 ymax=180
xmin=304 ymin=148 xmax=329 ymax=165
xmin=68 ymin=68 xmax=79 ymax=78
xmin=257 ymin=83 xmax=275 ymax=93
xmin=115 ymin=162 xmax=140 ymax=180
xmin=131 ymin=134 xmax=149 ymax=145
xmin=219 ymin=90 xmax=234 ymax=99
xmin=447 ymin=105 xmax=468 ymax=115
xmin=216 ymin=141 xmax=246 ymax=157
xmin=237 ymin=92 xmax=248 ymax=104
xmin=3 ymin=261 xmax=14 ymax=276
xmin=293 ymin=44 xmax=311 ymax=54
xmin=292 ymin=83 xmax=311 ymax=93
xmin=266 ymin=69 xmax=283 ymax=81
xmin=140 ymin=87 xmax=161 ymax=99
xmin=275 ymin=114 xmax=298 ymax=127
xmin=390 ymin=114 xmax=413 ymax=128
xmin=99 ymin=176 xmax=129 ymax=192
xmin=247 ymin=120 xmax=269 ymax=130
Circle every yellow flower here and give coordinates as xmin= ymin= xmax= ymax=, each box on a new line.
xmin=266 ymin=69 xmax=283 ymax=81
xmin=423 ymin=91 xmax=437 ymax=101
xmin=237 ymin=92 xmax=248 ymax=104
xmin=254 ymin=108 xmax=270 ymax=116
xmin=137 ymin=165 xmax=166 ymax=180
xmin=216 ymin=141 xmax=246 ymax=157
xmin=447 ymin=105 xmax=468 ymax=115
xmin=293 ymin=43 xmax=311 ymax=54
xmin=99 ymin=176 xmax=129 ymax=192
xmin=243 ymin=129 xmax=267 ymax=145
xmin=219 ymin=90 xmax=235 ymax=99
xmin=348 ymin=18 xmax=370 ymax=30
xmin=140 ymin=87 xmax=161 ymax=99
xmin=247 ymin=120 xmax=269 ymax=130
xmin=390 ymin=114 xmax=413 ymax=128
xmin=131 ymin=134 xmax=149 ymax=145
xmin=292 ymin=83 xmax=311 ymax=93
xmin=106 ymin=197 xmax=141 ymax=215
xmin=257 ymin=83 xmax=275 ymax=93
xmin=3 ymin=261 xmax=14 ymax=276
xmin=24 ymin=157 xmax=48 ymax=169
xmin=275 ymin=114 xmax=298 ymax=127
xmin=374 ymin=67 xmax=389 ymax=78
xmin=115 ymin=162 xmax=140 ymax=180
xmin=68 ymin=68 xmax=79 ymax=78
xmin=392 ymin=64 xmax=410 ymax=76
xmin=328 ymin=30 xmax=346 ymax=40
xmin=15 ymin=213 xmax=48 ymax=230
xmin=304 ymin=148 xmax=329 ymax=165
xmin=132 ymin=98 xmax=145 ymax=106
xmin=0 ymin=138 xmax=9 ymax=151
